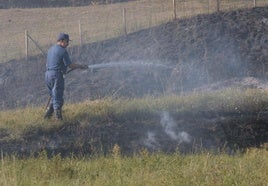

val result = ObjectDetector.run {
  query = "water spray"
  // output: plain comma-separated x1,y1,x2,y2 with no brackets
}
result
86,61,172,71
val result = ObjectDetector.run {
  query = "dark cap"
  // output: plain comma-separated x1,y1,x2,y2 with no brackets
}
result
57,33,71,41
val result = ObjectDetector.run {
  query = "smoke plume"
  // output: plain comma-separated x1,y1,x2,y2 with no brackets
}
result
160,111,191,143
143,111,191,150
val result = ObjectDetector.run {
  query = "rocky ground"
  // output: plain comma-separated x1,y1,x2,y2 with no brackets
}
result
0,7,267,156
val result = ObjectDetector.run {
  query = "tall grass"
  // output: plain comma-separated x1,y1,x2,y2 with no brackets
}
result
1,88,268,139
0,147,267,186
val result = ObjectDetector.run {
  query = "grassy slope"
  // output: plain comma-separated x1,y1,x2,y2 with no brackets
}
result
1,89,268,185
0,1,267,153
1,0,267,62
0,1,268,185
0,88,267,130
0,2,268,184
0,0,172,62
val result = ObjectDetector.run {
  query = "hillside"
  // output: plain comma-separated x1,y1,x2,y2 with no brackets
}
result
0,7,268,156
0,7,267,110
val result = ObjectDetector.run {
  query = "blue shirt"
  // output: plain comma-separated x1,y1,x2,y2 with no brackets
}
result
46,44,72,73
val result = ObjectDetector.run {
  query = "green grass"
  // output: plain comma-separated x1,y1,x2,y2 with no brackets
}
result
1,88,268,185
1,147,267,186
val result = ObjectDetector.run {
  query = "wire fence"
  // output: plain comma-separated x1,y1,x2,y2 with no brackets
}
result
0,0,267,62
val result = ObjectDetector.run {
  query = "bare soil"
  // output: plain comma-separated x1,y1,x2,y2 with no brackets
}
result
0,7,267,156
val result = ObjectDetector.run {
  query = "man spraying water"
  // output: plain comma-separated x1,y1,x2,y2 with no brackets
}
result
44,33,88,120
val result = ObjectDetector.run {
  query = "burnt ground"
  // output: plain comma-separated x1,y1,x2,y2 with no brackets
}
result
0,7,268,156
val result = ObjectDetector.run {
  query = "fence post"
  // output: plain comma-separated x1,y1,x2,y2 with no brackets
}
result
216,0,220,12
253,0,256,7
207,0,210,13
123,8,127,35
25,30,28,60
79,19,82,45
173,0,177,20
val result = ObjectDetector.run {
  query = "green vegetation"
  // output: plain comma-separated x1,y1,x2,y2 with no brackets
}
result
1,147,267,186
1,88,268,185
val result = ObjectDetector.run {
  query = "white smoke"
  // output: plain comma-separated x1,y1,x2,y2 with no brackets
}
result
143,111,191,149
160,111,178,140
160,111,191,143
143,131,159,149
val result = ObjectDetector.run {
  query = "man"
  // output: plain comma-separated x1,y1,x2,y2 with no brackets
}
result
44,32,88,120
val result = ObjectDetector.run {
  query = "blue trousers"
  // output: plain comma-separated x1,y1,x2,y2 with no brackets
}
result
45,71,65,110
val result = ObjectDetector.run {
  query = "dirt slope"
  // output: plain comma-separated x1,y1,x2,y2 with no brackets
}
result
0,7,267,156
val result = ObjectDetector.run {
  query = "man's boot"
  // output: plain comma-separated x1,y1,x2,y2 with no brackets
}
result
44,104,54,119
55,108,63,120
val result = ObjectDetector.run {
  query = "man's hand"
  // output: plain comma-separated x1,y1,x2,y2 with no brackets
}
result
80,64,88,69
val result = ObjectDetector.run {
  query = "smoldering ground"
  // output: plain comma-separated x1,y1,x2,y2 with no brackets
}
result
143,111,192,151
1,107,266,157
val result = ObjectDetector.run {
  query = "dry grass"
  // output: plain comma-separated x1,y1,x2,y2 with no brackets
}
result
0,0,267,62
0,0,171,62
